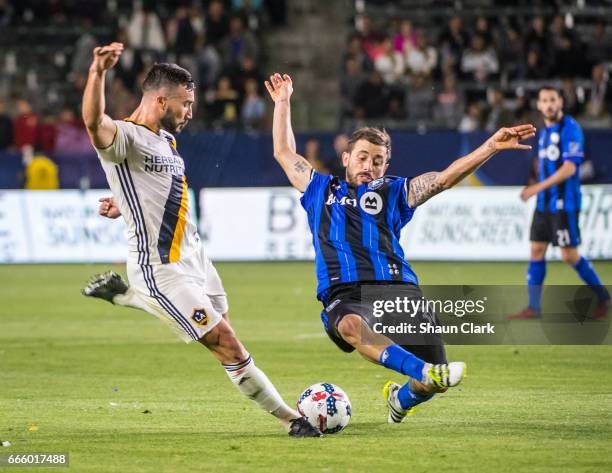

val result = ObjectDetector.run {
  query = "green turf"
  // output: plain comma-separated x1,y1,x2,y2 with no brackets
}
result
1,262,611,472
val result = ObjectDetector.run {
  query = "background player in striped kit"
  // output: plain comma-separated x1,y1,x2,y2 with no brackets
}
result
509,87,610,320
81,42,320,437
265,72,535,424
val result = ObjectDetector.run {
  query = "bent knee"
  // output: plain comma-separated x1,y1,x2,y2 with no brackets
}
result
337,315,363,341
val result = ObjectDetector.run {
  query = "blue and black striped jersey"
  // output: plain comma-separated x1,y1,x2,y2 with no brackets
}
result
300,172,419,299
536,115,583,213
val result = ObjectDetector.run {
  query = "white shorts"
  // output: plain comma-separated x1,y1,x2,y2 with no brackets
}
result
126,245,227,343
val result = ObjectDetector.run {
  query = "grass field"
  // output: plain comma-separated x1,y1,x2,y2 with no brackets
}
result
1,261,611,473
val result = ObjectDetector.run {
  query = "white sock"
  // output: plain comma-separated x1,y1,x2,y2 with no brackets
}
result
113,287,150,312
223,355,299,428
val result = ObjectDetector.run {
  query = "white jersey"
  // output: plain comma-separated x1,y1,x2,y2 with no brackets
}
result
96,120,200,265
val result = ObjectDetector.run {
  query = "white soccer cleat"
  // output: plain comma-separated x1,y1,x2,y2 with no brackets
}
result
383,381,415,424
423,362,466,389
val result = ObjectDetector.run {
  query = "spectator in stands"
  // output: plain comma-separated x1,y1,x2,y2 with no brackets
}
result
405,74,434,122
438,15,470,74
37,111,57,154
54,107,91,155
205,0,230,46
458,102,483,132
166,4,204,75
405,29,437,79
127,1,167,55
587,21,611,67
220,16,258,65
304,138,329,174
461,34,498,83
433,75,463,128
71,18,97,78
232,0,263,31
583,63,611,126
524,48,549,79
484,88,515,132
552,33,586,78
224,55,263,102
0,99,13,150
328,133,349,175
549,14,569,53
343,35,373,74
114,29,145,92
0,0,14,28
474,16,494,45
241,78,266,130
340,56,365,124
106,76,138,120
498,26,524,80
353,70,388,119
208,76,240,127
24,154,58,190
525,15,551,58
13,98,39,162
394,19,417,54
356,14,383,58
561,78,585,117
374,37,404,85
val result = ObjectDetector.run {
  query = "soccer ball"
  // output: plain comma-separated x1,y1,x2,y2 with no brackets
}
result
296,383,352,434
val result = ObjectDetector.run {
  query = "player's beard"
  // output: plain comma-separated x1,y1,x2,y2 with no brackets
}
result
160,112,187,134
346,169,373,186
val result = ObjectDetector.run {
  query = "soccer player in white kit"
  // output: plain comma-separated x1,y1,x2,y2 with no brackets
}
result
81,42,320,437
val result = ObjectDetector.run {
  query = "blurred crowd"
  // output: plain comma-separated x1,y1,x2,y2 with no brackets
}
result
0,0,287,162
340,13,612,130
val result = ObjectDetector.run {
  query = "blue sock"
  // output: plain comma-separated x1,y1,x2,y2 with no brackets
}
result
397,381,434,410
379,345,426,382
527,260,546,311
573,257,610,302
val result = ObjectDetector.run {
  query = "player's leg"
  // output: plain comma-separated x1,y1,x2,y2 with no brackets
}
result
558,211,609,318
192,253,319,436
197,318,305,428
527,241,548,312
383,343,449,423
561,247,610,318
82,270,152,312
336,314,464,390
508,209,550,319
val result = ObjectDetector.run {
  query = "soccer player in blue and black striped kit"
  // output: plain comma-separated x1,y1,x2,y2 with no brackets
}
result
508,86,609,320
266,73,536,423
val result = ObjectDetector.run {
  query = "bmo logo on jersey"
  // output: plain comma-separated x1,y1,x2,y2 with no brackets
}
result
326,194,357,207
360,192,383,215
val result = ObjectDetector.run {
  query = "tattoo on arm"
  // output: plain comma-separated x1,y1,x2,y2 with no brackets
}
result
293,160,310,174
408,172,445,208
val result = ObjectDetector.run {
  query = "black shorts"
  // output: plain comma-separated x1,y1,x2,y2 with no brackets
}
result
320,282,447,365
530,210,581,247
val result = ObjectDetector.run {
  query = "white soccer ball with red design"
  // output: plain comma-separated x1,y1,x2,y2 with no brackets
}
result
296,383,352,434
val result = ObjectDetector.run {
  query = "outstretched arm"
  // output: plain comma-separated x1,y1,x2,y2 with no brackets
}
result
82,42,124,149
408,124,536,208
265,73,311,192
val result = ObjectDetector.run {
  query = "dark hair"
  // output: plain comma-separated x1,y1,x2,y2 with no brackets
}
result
538,85,561,97
348,127,391,160
141,63,195,92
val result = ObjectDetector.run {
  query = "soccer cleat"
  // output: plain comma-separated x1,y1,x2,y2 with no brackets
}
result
81,271,128,304
383,381,415,424
507,307,540,320
423,362,466,389
288,417,323,438
594,299,610,320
